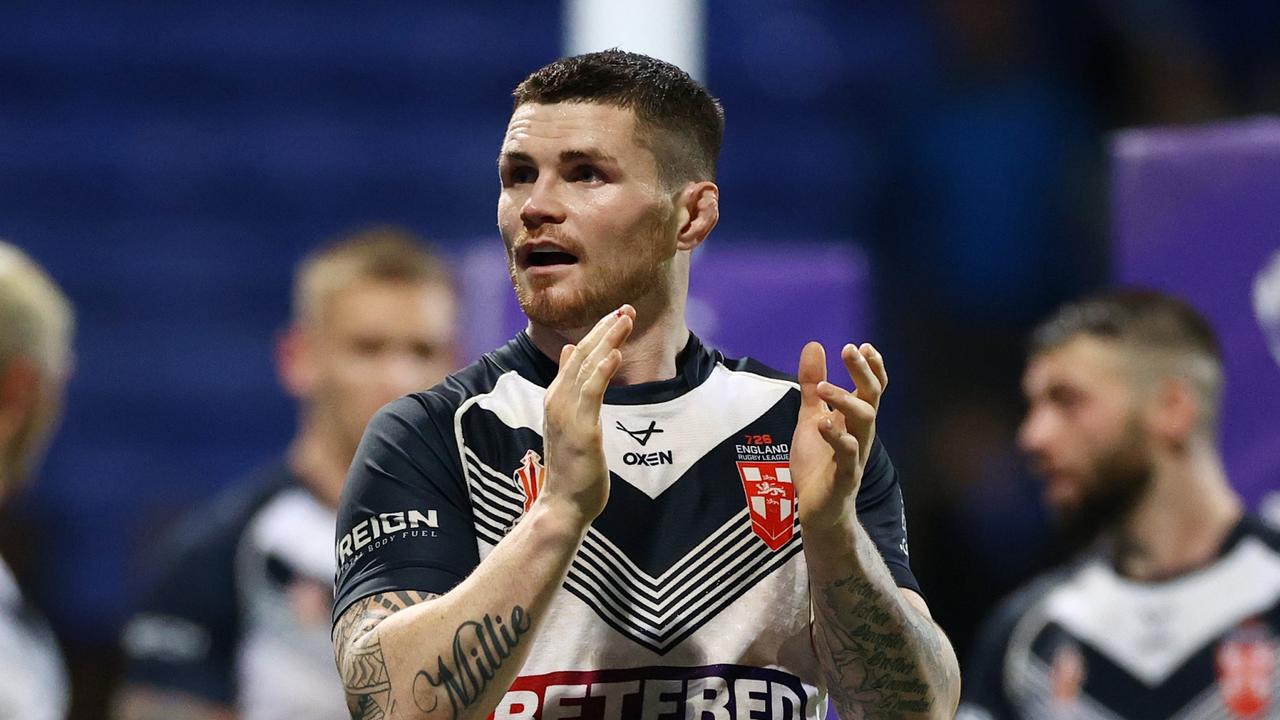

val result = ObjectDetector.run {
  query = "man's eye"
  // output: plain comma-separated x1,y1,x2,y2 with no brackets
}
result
508,167,536,184
353,339,386,356
568,165,603,182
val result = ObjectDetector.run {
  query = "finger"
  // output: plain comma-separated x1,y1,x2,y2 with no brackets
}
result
861,343,888,392
817,381,876,435
797,342,827,417
841,343,882,408
818,416,862,481
561,306,628,380
546,344,576,395
578,348,623,422
576,312,633,388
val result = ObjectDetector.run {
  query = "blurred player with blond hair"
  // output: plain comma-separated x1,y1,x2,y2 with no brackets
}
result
0,240,75,719
116,226,459,720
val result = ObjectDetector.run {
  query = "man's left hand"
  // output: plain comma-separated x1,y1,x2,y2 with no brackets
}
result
790,341,888,532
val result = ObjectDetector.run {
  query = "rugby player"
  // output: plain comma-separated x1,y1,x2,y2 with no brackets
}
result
0,241,75,719
959,289,1280,718
116,227,459,720
331,50,960,720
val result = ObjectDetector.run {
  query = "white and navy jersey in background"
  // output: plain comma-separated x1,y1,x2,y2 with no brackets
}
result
0,555,69,720
122,463,348,720
333,331,919,720
958,515,1280,720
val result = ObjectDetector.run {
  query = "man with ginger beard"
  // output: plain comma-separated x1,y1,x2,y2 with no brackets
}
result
331,50,959,720
959,289,1280,720
116,227,458,720
0,241,74,719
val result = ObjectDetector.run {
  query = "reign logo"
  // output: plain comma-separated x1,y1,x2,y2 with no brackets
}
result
336,509,438,564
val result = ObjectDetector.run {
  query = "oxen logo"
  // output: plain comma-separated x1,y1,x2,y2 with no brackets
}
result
1217,620,1275,718
736,461,795,551
513,450,546,513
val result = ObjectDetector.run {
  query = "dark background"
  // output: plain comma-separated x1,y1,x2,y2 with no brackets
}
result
2,1,1278,716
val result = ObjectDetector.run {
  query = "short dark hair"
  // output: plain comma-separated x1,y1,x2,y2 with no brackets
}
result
512,49,725,187
1031,288,1224,429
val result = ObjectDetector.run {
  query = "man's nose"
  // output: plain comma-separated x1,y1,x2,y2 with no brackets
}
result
520,177,567,230
1017,407,1051,455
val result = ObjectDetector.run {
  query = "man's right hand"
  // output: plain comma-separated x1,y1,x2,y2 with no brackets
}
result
537,305,635,529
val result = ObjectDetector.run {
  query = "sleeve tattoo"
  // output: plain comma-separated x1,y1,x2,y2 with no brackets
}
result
334,591,439,720
811,549,960,718
333,592,534,720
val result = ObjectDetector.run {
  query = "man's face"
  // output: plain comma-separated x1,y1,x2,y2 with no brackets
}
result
497,102,678,330
303,279,457,454
2,364,68,500
1018,335,1155,546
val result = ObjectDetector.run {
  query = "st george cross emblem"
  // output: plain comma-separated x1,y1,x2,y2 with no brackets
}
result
736,461,795,551
513,449,546,513
1217,620,1275,718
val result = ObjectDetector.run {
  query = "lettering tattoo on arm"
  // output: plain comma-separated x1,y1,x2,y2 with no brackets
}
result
334,591,438,720
334,593,534,720
411,605,532,719
811,543,960,718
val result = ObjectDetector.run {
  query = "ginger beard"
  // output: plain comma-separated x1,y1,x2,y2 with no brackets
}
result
505,201,676,331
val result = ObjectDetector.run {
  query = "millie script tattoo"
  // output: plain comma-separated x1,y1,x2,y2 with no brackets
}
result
412,605,532,719
334,591,438,720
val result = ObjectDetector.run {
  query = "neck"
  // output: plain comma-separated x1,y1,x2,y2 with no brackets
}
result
526,292,690,386
286,415,353,510
1114,439,1242,581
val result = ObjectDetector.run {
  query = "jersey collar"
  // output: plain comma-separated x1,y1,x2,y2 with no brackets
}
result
501,330,720,405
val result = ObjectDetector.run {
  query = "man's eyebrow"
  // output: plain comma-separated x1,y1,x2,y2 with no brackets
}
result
497,149,619,167
497,150,533,168
560,148,618,164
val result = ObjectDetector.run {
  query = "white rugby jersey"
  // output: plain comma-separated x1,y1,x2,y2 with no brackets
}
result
334,332,919,720
123,464,347,720
959,515,1280,720
0,555,68,720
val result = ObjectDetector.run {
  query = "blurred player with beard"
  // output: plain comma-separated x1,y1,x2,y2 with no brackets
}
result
116,227,458,720
331,50,958,720
959,289,1280,720
0,241,74,720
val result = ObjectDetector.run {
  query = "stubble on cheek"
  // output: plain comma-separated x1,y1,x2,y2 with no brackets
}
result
506,203,676,331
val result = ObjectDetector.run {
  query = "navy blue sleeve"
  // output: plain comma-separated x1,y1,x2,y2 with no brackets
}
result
957,593,1030,720
332,392,479,625
855,438,921,595
120,514,242,703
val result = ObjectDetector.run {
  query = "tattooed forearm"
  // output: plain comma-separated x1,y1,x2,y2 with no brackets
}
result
334,591,438,720
411,606,532,719
809,528,960,719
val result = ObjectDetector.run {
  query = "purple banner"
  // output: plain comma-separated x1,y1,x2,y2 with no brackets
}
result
459,242,872,387
1111,117,1280,509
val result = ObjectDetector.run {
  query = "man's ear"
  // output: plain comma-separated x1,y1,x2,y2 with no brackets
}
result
1147,376,1200,446
276,326,316,400
674,181,719,252
0,358,39,447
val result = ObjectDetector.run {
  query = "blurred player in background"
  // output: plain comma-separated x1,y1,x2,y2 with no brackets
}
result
959,289,1280,719
0,241,75,719
1254,249,1280,527
115,227,459,720
331,50,959,720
